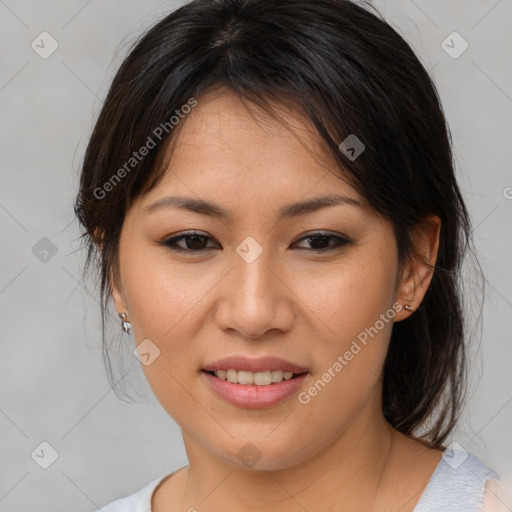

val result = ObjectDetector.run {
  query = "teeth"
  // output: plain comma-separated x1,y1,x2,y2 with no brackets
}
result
238,370,253,385
212,369,298,385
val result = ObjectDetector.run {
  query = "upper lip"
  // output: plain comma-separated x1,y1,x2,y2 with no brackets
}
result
202,356,309,373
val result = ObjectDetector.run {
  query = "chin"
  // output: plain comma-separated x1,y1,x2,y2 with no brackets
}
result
210,435,314,473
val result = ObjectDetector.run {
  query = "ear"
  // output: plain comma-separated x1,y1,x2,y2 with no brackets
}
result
94,227,128,316
394,215,441,322
110,265,128,315
93,228,128,313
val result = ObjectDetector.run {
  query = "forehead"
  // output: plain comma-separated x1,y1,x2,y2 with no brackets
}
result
172,89,324,164
158,89,361,195
132,88,373,224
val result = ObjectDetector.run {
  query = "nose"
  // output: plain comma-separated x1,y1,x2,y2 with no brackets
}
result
213,245,295,340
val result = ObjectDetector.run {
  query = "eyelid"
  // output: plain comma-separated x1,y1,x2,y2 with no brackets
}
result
160,230,219,252
292,231,352,249
294,229,349,241
160,229,353,254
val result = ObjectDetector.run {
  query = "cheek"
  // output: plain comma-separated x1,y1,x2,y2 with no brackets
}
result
121,244,213,341
290,246,397,396
296,248,398,343
289,260,397,442
117,244,208,394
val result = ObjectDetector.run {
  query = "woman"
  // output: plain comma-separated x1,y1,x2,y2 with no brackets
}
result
75,0,508,510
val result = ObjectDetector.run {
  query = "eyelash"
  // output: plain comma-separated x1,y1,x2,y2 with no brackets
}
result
159,230,352,254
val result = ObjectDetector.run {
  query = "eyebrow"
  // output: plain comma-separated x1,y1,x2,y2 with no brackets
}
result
143,194,363,221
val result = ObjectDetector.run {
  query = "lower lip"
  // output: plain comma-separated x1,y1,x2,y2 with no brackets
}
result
202,371,309,409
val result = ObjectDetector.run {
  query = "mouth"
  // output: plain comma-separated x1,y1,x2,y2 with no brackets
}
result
201,368,310,409
201,356,310,408
202,369,309,385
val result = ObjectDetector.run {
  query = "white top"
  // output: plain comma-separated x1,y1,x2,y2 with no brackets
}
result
93,447,501,512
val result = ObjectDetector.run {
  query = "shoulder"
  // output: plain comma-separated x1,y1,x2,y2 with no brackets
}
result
91,475,167,512
413,447,501,512
481,473,512,512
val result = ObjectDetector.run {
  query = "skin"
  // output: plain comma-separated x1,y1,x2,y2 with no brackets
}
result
482,478,512,512
111,87,443,512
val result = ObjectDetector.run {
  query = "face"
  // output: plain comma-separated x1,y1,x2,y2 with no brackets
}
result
111,88,424,471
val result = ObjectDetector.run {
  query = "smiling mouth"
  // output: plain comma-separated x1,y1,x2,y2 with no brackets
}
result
203,369,308,385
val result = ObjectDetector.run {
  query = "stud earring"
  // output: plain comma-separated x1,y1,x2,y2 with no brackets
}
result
404,304,413,312
118,312,132,334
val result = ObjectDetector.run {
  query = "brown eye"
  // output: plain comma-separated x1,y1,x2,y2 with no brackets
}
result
160,232,219,253
293,232,352,252
160,230,352,255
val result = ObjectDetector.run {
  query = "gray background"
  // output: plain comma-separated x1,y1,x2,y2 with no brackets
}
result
0,1,511,511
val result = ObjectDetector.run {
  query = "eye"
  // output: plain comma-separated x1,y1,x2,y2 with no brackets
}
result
160,230,352,254
160,231,220,253
292,231,352,252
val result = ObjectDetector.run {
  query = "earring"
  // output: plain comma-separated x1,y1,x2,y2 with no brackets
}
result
118,312,132,334
404,304,413,312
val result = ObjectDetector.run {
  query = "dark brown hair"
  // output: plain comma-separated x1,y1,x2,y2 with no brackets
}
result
74,0,482,448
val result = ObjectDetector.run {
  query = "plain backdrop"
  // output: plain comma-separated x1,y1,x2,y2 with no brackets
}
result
0,1,511,511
